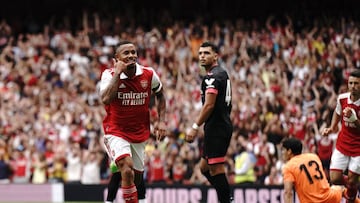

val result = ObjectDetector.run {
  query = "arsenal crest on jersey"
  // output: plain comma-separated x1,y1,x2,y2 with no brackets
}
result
140,80,148,89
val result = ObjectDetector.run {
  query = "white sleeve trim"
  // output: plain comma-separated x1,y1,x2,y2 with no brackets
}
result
99,69,113,94
151,68,163,93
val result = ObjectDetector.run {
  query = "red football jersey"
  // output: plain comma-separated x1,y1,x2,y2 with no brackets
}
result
335,92,360,156
99,64,162,143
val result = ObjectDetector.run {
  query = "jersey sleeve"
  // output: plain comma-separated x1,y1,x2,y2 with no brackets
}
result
204,75,219,94
150,68,162,93
282,164,295,183
99,69,113,94
335,95,342,115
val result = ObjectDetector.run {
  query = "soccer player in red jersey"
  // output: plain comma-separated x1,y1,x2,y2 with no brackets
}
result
322,69,360,203
99,41,167,203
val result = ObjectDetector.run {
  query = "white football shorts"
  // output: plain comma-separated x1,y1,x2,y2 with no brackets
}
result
330,148,360,174
104,134,146,172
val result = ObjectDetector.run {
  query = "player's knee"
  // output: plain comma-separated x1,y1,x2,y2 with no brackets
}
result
200,164,211,176
208,164,226,175
330,174,344,185
122,166,134,179
117,159,134,179
347,176,359,187
116,157,134,169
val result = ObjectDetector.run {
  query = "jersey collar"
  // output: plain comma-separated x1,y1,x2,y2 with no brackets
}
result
119,63,143,79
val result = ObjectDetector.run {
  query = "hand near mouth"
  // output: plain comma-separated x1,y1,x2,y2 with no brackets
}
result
113,58,135,74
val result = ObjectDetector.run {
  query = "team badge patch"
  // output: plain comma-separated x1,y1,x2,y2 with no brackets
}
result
140,80,148,89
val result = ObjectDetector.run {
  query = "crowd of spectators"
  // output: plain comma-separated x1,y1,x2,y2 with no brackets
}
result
0,9,360,187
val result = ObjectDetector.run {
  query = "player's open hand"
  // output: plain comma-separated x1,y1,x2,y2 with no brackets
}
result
154,121,167,141
321,127,332,136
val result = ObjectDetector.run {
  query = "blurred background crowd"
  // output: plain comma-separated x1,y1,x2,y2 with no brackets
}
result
1,0,360,187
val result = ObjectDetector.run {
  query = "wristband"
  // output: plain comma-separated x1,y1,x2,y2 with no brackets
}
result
192,123,199,130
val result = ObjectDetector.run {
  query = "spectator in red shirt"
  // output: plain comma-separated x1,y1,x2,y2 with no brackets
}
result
148,148,165,184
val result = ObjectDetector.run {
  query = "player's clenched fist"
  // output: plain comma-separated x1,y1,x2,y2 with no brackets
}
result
343,107,358,122
321,127,333,136
185,123,199,143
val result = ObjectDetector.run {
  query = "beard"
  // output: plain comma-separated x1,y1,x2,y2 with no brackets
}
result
127,62,136,70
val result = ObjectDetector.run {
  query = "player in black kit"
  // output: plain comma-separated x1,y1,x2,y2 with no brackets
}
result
185,41,233,203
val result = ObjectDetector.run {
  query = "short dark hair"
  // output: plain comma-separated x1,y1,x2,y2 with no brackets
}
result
282,137,302,155
200,41,219,53
117,40,133,47
115,40,134,56
350,69,360,78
